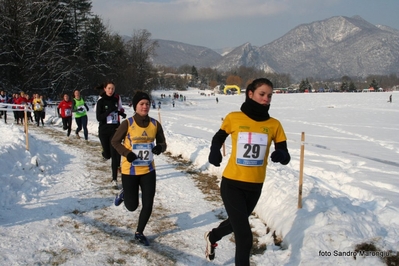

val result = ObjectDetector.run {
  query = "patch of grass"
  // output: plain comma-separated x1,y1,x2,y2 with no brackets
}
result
251,243,267,255
40,247,80,265
165,152,221,203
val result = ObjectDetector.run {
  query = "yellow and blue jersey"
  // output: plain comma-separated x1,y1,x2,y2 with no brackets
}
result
221,111,287,183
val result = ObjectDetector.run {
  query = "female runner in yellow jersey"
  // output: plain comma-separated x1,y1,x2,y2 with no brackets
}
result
111,91,167,246
205,78,291,265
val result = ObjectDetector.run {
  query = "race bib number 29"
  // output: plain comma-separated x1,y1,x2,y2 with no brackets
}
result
236,132,268,166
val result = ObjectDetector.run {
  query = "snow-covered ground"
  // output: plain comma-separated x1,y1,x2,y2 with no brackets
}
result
0,89,398,265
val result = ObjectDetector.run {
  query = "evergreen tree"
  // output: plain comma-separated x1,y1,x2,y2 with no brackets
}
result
340,81,349,91
349,81,356,92
369,79,379,90
299,78,311,92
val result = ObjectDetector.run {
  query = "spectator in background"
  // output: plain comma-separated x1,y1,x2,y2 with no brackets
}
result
0,90,10,123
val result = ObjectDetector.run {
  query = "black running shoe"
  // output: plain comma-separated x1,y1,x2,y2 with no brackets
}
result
114,189,124,206
204,231,218,261
135,232,150,246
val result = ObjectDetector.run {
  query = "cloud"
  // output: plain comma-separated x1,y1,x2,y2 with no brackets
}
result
90,0,399,48
92,0,290,24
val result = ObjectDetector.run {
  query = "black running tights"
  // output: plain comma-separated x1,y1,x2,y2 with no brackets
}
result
122,171,156,234
210,177,263,266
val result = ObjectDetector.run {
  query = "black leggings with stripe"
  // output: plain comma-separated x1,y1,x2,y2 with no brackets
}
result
122,171,156,234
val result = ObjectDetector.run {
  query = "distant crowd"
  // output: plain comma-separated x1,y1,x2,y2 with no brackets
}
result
0,90,48,126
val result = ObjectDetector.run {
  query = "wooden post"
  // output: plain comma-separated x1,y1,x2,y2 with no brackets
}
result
24,107,29,151
298,132,305,208
158,110,162,123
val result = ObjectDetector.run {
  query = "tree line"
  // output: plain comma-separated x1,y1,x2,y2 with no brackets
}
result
299,74,399,93
0,0,158,99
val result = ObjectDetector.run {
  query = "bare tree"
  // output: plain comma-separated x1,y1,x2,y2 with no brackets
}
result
123,29,158,95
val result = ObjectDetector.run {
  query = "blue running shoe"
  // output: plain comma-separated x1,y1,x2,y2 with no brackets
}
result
114,189,124,206
135,232,150,246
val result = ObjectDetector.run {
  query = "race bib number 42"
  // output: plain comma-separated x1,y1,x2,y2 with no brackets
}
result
132,143,154,166
236,132,268,166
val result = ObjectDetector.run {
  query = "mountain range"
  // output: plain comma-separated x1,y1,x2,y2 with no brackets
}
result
150,16,399,81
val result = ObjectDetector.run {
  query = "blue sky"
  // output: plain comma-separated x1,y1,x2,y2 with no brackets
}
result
91,0,399,49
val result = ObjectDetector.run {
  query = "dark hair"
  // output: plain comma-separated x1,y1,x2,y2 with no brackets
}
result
95,81,115,96
245,78,273,99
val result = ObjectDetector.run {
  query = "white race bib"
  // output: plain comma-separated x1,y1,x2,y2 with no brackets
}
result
106,111,118,124
236,132,268,166
65,108,72,116
132,143,154,166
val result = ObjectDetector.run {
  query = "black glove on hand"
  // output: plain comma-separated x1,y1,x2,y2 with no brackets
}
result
126,152,137,162
152,145,162,155
208,147,222,167
120,112,127,119
271,150,286,163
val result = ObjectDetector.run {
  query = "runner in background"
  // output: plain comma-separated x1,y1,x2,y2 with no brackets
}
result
95,81,124,188
72,89,89,140
39,95,47,126
25,94,34,123
57,93,73,137
15,92,28,125
32,93,44,127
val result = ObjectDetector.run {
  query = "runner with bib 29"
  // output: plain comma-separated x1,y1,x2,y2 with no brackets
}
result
204,78,291,266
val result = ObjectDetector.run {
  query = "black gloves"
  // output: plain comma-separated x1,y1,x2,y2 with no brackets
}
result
208,146,222,167
270,150,287,163
152,145,162,155
120,112,127,119
126,152,137,162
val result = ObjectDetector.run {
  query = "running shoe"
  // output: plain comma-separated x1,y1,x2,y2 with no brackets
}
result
204,231,218,261
135,232,150,246
114,189,124,206
111,179,118,188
